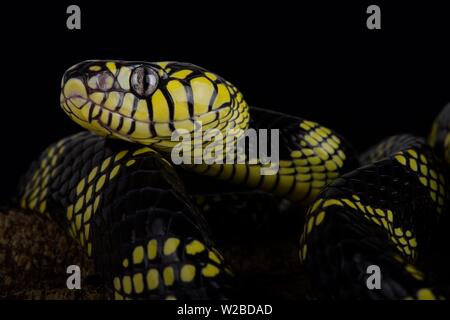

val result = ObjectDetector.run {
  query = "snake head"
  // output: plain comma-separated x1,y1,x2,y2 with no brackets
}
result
60,60,248,148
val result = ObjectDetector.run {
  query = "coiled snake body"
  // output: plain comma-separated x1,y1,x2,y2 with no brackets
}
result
17,60,450,299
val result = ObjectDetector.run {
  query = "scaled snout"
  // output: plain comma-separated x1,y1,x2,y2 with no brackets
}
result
62,78,88,108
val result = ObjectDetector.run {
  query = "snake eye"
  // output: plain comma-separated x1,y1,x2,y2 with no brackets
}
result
87,71,114,91
130,66,159,97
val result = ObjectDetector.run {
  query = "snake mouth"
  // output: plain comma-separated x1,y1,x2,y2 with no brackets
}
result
60,87,203,145
61,85,238,147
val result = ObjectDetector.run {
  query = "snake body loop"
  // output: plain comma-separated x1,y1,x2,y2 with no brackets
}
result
60,61,357,204
299,135,449,299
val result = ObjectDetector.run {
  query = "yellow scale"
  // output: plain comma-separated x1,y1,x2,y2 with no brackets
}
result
394,149,448,214
20,137,70,216
112,237,231,300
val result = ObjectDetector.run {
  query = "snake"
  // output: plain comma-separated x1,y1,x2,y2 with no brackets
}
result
16,60,449,300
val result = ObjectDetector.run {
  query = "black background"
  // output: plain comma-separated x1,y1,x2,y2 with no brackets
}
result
1,1,449,203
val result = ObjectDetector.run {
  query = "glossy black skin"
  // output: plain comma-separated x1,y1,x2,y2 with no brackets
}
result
18,132,234,299
303,136,449,299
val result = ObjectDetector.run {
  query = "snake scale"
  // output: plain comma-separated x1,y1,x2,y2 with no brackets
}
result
16,60,450,300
